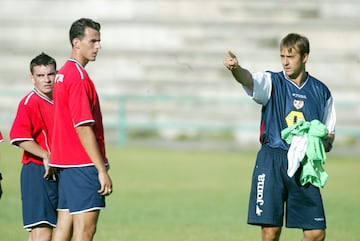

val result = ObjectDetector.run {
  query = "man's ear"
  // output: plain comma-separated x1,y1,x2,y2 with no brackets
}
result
302,53,309,64
30,74,35,84
73,38,80,49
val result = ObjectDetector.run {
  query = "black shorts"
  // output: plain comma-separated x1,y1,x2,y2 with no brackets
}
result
247,145,326,229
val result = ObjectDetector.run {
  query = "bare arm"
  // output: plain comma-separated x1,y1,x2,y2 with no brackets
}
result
17,140,54,179
76,124,112,195
0,173,2,199
17,140,49,160
323,133,335,152
224,51,254,91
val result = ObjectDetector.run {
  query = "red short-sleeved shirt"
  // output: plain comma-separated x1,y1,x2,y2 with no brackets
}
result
9,89,53,165
50,59,107,167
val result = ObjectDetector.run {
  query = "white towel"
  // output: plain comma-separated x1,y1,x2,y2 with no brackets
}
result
287,135,307,177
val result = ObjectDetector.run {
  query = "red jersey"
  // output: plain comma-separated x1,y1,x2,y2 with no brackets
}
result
10,89,53,165
51,59,107,167
0,131,3,142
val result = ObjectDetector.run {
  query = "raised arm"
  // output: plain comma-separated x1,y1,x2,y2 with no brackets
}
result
224,51,254,91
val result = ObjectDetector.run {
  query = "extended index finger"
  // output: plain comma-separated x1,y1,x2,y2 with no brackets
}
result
228,51,236,58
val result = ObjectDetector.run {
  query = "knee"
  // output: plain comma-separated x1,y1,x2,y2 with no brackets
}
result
84,221,97,237
262,226,282,241
30,227,53,241
72,223,97,241
303,229,326,241
87,223,97,236
78,222,97,237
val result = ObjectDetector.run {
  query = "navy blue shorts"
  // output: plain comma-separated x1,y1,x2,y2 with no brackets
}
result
247,145,326,229
57,166,105,214
21,162,58,230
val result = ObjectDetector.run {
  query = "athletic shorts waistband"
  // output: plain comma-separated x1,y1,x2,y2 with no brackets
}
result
260,144,288,154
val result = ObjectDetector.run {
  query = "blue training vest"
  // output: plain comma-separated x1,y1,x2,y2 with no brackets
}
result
259,71,332,150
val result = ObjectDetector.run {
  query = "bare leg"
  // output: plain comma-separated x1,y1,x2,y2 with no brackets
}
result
29,224,53,241
52,210,73,241
302,229,326,241
72,210,100,241
262,226,282,241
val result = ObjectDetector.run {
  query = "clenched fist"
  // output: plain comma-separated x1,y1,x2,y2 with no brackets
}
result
224,51,239,70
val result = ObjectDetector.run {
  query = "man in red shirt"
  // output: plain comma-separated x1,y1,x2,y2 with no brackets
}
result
10,52,58,241
50,18,112,241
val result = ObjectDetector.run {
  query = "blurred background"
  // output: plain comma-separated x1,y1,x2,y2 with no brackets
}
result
0,0,359,153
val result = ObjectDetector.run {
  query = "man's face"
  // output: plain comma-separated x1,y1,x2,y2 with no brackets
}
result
31,64,56,98
78,27,101,63
280,47,308,79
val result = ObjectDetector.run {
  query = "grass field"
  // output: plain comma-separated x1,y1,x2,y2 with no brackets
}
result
0,143,359,241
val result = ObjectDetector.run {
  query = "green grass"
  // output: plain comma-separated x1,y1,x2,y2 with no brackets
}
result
0,144,359,241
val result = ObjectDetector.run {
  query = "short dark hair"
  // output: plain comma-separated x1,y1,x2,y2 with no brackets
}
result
30,52,57,74
69,18,101,46
280,33,310,57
